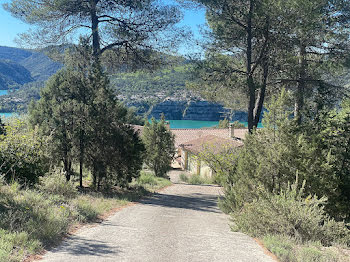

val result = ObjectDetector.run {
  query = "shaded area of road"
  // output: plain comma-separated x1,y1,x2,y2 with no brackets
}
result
41,170,276,262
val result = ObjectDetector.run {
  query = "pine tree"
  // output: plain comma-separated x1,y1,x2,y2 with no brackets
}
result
30,43,144,188
142,117,175,177
4,0,183,63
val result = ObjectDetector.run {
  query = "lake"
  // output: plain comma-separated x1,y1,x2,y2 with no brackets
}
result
0,112,16,118
0,90,16,118
0,90,8,96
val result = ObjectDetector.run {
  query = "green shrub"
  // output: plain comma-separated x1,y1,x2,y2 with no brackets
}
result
262,234,296,262
231,120,245,128
179,173,189,183
198,144,240,188
136,171,172,190
0,229,41,262
72,198,99,223
232,180,350,246
179,173,214,185
220,91,342,216
0,185,70,247
217,118,229,128
142,117,175,177
189,174,205,184
137,171,158,186
297,246,332,262
262,234,347,262
37,169,77,198
0,119,50,185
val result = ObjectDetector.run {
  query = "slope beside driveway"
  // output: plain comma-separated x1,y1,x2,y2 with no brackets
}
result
40,171,276,262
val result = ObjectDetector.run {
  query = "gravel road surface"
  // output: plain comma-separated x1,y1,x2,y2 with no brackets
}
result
40,171,276,262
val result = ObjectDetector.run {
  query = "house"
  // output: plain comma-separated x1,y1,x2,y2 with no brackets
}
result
133,122,248,147
132,123,248,177
179,134,244,178
171,126,247,148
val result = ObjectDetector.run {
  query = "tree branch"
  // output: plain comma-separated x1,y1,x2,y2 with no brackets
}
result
100,40,129,54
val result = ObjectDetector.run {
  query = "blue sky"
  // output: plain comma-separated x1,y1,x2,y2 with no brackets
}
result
0,1,30,47
0,1,206,51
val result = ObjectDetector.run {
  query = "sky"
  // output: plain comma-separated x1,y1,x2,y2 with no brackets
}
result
0,1,207,52
0,1,31,47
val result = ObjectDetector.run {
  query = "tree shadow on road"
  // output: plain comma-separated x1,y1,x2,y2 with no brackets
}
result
49,235,120,257
138,191,221,213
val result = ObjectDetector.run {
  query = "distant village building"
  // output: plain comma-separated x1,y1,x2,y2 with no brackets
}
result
132,124,248,178
178,134,244,178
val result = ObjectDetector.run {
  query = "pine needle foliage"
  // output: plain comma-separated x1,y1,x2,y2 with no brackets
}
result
142,117,175,177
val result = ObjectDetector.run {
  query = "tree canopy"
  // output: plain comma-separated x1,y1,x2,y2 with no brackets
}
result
187,0,350,131
29,42,144,188
142,117,175,177
4,0,184,63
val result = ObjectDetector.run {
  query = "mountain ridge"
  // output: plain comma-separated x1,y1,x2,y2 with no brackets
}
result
0,46,62,89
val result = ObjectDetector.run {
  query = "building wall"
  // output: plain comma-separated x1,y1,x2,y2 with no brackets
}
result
187,152,198,175
182,150,213,178
180,148,187,169
200,161,213,178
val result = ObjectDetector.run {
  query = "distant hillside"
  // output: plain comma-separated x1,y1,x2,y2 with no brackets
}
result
0,60,33,89
111,65,193,102
20,52,61,81
0,47,233,121
0,46,33,63
0,46,61,89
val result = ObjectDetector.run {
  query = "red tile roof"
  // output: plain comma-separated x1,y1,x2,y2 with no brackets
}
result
131,124,248,149
171,128,247,148
180,135,243,155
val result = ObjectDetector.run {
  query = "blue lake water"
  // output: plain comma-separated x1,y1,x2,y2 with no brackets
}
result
0,90,8,96
0,90,15,118
0,112,16,118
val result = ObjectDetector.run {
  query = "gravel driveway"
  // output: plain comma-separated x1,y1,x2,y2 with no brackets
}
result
40,171,276,262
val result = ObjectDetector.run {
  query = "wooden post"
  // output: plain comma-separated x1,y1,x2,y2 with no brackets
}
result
197,159,201,176
184,151,188,170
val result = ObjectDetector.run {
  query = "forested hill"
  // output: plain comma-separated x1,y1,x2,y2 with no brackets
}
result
0,60,33,89
0,46,61,89
0,47,198,114
0,46,228,121
111,64,194,104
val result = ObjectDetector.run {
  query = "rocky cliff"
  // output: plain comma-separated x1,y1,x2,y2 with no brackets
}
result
137,99,248,121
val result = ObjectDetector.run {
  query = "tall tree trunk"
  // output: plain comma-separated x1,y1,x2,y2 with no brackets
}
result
295,43,307,125
64,159,72,182
248,77,255,133
62,129,71,182
79,130,84,188
253,80,267,127
79,150,84,188
92,164,97,188
253,18,270,128
90,0,101,59
246,0,255,133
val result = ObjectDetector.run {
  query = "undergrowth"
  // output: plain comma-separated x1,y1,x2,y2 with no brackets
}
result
262,234,350,262
179,173,215,185
134,170,172,190
230,180,350,261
